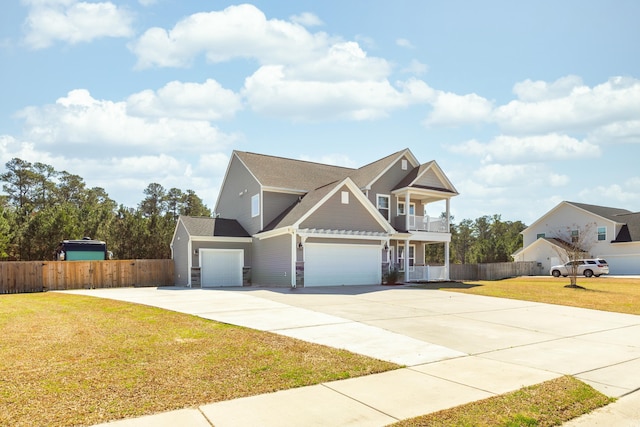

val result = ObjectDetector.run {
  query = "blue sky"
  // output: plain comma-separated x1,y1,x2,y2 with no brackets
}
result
1,0,639,224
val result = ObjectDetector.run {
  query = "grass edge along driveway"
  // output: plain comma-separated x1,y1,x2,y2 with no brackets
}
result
0,292,398,427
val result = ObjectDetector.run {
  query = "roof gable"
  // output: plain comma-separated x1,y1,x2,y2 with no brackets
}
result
261,177,394,234
393,160,458,194
348,148,418,189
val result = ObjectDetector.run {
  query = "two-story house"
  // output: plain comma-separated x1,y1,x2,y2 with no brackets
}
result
171,148,458,287
513,201,640,274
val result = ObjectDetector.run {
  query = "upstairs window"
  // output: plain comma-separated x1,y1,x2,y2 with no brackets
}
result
597,227,606,241
251,194,260,217
398,201,406,215
377,195,390,221
536,233,545,239
571,229,579,243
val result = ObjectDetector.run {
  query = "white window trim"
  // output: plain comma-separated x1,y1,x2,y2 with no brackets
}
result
377,194,390,221
341,191,349,204
251,193,260,218
597,226,606,241
398,244,415,272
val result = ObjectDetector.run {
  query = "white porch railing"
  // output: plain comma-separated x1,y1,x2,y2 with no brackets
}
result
407,265,447,282
394,216,448,232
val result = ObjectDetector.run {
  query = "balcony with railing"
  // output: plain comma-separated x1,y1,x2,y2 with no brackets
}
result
393,215,448,233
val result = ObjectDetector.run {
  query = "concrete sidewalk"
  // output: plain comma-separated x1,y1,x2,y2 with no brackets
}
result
60,285,640,426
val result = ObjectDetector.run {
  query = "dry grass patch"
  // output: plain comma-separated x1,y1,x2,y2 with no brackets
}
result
390,376,613,427
0,292,398,427
448,276,640,315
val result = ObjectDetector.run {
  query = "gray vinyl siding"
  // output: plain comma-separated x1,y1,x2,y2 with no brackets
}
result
264,191,300,229
192,241,252,268
215,155,262,235
415,168,442,188
252,234,293,286
172,221,191,286
299,185,386,232
368,155,413,223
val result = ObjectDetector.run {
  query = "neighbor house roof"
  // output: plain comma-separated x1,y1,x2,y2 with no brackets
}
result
610,212,640,242
180,216,250,238
566,201,632,221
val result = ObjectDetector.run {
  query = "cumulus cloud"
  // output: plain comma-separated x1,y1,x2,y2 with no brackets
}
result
15,89,237,155
449,134,600,163
290,12,323,27
22,0,134,49
425,92,494,127
129,4,329,68
126,79,243,121
396,38,414,48
494,76,640,135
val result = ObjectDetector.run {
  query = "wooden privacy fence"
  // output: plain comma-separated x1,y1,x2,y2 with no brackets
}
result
0,260,174,294
450,261,543,281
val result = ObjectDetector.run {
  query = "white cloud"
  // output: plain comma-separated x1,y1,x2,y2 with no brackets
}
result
290,12,323,27
396,38,414,49
588,120,640,145
425,92,493,126
401,59,428,75
15,89,237,155
126,79,243,121
449,134,600,163
242,65,419,121
494,76,640,135
129,4,330,69
22,0,134,49
578,183,640,204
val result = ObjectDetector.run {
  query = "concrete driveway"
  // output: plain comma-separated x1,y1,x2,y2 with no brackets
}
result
63,284,640,426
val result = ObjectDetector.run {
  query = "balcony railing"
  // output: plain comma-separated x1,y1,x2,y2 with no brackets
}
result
394,215,448,233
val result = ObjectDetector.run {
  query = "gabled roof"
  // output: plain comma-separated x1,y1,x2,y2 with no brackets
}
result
393,160,458,194
234,151,352,192
348,148,418,189
610,212,640,242
261,177,395,234
179,216,250,238
566,201,632,221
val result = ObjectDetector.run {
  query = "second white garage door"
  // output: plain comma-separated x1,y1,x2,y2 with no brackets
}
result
200,249,243,287
304,243,381,287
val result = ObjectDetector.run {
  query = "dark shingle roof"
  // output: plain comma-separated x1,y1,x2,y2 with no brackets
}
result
235,151,352,191
567,202,632,221
180,216,250,238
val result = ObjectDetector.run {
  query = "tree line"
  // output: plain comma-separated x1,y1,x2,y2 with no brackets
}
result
1,158,526,263
0,158,210,261
426,214,526,265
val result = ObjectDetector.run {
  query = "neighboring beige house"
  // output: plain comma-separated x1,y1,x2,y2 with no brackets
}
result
513,201,640,274
171,148,459,287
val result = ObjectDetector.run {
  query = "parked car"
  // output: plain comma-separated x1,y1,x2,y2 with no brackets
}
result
550,259,609,278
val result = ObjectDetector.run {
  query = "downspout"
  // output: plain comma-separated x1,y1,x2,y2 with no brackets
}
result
445,198,451,281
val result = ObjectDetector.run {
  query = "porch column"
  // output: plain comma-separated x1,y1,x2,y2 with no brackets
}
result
444,241,450,281
404,239,410,282
405,192,411,231
445,198,450,231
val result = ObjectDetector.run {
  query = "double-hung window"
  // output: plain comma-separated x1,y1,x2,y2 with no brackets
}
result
377,195,390,221
597,227,606,241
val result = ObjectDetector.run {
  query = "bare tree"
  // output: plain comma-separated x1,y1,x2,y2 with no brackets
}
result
551,222,596,288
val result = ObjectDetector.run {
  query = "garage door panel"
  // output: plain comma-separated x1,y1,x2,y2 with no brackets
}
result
305,243,381,287
201,249,243,287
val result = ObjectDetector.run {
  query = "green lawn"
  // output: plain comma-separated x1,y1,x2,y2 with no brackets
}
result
0,292,398,427
451,276,640,315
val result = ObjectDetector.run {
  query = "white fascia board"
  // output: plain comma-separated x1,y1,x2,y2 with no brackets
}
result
262,186,307,195
298,229,387,241
254,227,294,240
191,236,253,243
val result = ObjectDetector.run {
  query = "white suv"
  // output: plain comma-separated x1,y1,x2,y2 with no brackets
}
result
550,259,609,278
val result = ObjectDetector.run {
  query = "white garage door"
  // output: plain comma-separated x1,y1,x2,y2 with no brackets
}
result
200,249,243,287
305,243,381,287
